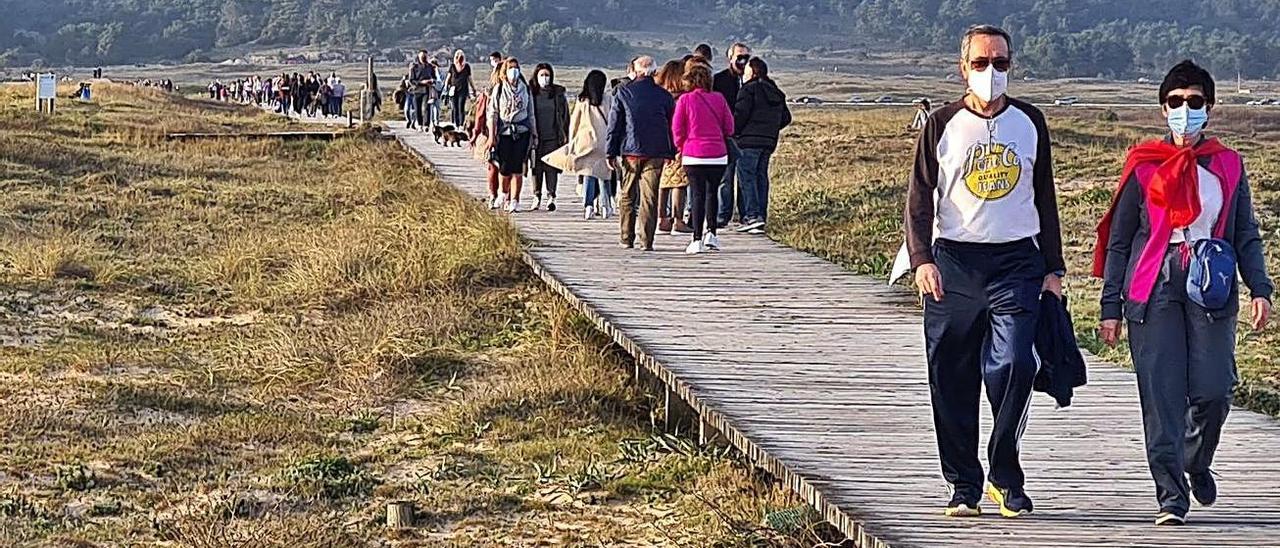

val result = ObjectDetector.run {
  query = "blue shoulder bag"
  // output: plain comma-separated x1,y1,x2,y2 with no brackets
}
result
1186,235,1236,310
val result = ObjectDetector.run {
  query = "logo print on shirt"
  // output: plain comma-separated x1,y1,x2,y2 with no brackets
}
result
962,142,1022,200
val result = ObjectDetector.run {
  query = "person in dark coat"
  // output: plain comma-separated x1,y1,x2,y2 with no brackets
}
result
605,55,677,251
732,57,791,234
528,63,570,212
712,42,751,228
408,50,436,130
1095,60,1273,526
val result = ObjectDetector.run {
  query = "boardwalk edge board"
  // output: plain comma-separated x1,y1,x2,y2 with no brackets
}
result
391,136,893,547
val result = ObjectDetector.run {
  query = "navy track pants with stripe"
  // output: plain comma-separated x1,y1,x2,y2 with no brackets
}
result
925,238,1045,498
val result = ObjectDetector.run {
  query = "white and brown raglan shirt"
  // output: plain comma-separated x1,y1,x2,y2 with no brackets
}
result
904,97,1066,273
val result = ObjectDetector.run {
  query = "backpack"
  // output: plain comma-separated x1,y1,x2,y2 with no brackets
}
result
1187,237,1237,310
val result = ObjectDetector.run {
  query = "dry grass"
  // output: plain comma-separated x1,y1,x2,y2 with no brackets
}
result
0,84,826,546
770,104,1280,416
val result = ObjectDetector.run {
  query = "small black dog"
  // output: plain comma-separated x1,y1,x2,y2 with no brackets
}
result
431,124,456,144
442,130,469,147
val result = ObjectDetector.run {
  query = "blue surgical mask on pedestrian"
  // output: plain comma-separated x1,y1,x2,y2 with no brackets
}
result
1167,104,1208,137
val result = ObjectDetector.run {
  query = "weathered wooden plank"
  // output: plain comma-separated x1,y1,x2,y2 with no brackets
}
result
391,123,1280,548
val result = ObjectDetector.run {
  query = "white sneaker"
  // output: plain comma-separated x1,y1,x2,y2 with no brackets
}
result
547,198,557,212
685,240,705,254
601,204,612,220
704,233,721,251
506,200,521,213
529,196,542,211
584,207,596,220
489,196,501,210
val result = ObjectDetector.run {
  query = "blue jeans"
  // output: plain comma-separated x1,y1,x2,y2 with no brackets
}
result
736,147,773,224
406,92,424,127
716,139,741,225
583,176,613,209
429,95,442,127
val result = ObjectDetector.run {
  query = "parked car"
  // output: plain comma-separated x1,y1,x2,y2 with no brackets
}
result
1053,96,1079,106
794,96,824,105
874,95,894,103
848,95,865,103
1266,98,1280,105
1246,99,1265,106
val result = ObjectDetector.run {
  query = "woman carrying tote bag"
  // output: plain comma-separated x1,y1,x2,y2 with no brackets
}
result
542,70,613,220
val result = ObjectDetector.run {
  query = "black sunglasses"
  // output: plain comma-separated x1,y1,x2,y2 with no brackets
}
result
1165,95,1207,110
968,57,1011,72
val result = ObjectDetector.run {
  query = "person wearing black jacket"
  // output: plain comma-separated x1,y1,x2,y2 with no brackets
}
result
733,57,791,234
529,63,570,211
712,42,751,228
408,50,435,131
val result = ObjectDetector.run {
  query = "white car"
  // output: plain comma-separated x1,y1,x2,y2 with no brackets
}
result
1053,96,1079,106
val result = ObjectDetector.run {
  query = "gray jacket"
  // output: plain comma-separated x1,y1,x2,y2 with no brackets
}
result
1101,153,1273,322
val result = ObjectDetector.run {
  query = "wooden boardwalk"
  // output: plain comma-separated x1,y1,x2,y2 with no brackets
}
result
389,123,1280,547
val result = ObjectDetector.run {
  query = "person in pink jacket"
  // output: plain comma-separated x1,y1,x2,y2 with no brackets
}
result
671,63,735,254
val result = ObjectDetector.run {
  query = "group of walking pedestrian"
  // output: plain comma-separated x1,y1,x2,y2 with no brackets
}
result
394,49,476,131
450,42,790,256
906,24,1272,527
209,72,347,119
131,78,175,93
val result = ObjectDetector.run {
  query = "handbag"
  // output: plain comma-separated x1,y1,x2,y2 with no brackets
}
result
1186,236,1237,310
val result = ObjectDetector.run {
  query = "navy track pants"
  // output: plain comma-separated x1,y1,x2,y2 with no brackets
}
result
925,238,1045,498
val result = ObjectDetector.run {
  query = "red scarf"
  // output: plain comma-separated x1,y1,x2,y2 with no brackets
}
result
1092,138,1228,277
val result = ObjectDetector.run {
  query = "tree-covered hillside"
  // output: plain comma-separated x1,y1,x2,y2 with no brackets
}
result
4,0,1280,78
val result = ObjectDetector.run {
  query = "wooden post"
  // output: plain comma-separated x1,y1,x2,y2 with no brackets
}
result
386,501,413,529
664,386,697,435
362,57,375,125
698,417,728,448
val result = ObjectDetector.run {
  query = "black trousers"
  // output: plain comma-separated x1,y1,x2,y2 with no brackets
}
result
684,164,724,241
925,238,1045,498
531,154,560,199
1129,248,1236,514
450,93,467,128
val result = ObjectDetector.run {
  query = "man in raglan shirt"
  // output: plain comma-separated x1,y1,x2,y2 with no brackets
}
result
904,25,1065,519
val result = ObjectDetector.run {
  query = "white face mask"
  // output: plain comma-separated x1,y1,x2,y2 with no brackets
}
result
537,75,551,87
967,65,1008,103
506,68,520,83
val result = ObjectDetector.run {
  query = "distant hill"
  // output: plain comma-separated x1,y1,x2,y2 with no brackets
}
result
3,1,1280,78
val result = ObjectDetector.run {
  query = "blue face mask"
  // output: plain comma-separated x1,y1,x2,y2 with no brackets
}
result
1167,105,1208,137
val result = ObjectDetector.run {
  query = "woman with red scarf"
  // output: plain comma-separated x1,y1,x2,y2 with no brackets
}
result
1095,60,1273,526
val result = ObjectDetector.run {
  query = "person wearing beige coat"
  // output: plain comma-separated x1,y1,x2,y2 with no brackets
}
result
542,70,614,220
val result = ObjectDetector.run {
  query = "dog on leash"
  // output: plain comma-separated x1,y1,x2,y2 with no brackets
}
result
431,124,456,144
